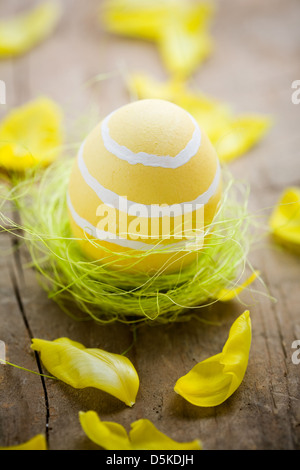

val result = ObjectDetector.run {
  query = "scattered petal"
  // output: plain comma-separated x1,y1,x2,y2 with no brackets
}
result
0,434,47,450
269,187,300,249
174,311,251,407
214,115,272,163
31,337,139,407
216,271,260,301
128,73,271,162
0,1,61,58
102,0,214,77
128,72,177,101
158,3,213,78
0,97,63,171
79,411,202,450
102,0,170,41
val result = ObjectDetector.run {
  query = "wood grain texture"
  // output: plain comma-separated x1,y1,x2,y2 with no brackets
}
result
0,0,300,450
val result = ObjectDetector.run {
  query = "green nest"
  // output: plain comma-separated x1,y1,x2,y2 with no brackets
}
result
1,158,255,324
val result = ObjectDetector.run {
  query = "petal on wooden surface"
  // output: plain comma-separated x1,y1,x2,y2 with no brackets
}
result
216,271,260,301
128,73,271,161
102,0,214,76
0,97,63,171
0,434,47,450
79,411,202,450
174,311,252,407
31,337,139,407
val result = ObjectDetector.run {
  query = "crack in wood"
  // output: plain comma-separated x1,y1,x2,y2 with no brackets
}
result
9,236,51,446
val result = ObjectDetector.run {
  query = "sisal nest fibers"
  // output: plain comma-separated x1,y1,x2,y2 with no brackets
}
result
0,157,256,325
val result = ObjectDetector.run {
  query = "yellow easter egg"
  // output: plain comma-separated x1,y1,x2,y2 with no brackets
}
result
67,99,222,273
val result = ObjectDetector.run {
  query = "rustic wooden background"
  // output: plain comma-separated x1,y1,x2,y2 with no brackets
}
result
0,0,300,450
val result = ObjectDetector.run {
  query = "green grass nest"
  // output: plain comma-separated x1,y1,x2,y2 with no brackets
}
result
1,158,256,325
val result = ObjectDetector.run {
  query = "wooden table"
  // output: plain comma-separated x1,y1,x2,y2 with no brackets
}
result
0,0,300,450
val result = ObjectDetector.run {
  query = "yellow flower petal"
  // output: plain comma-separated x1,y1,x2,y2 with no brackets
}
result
216,271,260,301
102,0,172,41
102,0,214,77
0,97,63,171
158,4,213,78
127,73,271,162
0,1,61,58
269,187,300,248
214,115,272,163
79,411,202,450
0,434,47,450
174,311,251,407
129,419,202,450
128,73,176,101
31,337,139,407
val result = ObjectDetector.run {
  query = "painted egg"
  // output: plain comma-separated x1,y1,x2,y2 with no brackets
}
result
67,99,222,273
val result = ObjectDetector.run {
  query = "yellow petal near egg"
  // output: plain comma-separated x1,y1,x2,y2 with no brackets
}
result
0,1,61,58
0,97,63,171
158,9,213,79
102,0,171,41
67,99,222,273
215,115,273,163
269,187,300,250
128,74,272,164
101,0,214,78
216,271,260,302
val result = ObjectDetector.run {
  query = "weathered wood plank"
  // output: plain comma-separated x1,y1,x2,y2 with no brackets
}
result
0,235,48,447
